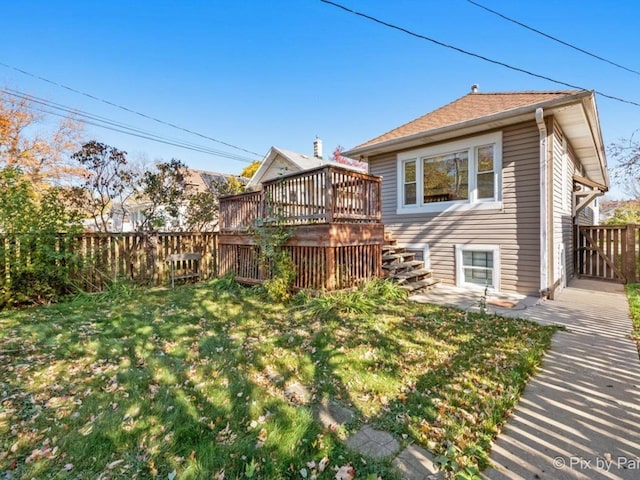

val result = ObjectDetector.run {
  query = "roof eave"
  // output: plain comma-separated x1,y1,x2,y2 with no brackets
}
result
343,91,593,159
581,95,609,189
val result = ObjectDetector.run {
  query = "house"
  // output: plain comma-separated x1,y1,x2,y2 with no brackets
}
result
248,138,366,188
342,88,608,298
112,168,246,232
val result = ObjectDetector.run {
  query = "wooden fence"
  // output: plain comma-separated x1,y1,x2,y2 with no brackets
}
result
1,232,218,292
575,224,638,283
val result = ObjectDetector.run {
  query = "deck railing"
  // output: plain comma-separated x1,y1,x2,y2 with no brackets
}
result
219,165,381,232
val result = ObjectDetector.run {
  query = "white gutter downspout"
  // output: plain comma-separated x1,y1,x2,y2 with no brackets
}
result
535,108,549,297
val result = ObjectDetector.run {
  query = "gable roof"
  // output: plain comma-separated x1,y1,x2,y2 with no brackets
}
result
184,168,246,193
343,89,608,187
248,147,327,187
248,146,365,187
355,91,582,150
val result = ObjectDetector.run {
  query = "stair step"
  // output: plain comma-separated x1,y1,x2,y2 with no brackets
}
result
382,252,415,262
400,278,440,292
392,268,432,282
382,260,424,272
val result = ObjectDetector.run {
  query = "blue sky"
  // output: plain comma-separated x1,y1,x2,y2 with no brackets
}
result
1,1,638,197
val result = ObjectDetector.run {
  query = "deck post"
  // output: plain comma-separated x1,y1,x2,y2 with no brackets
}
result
325,167,334,223
625,224,637,283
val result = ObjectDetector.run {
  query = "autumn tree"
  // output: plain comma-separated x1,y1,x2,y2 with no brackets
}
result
240,160,261,180
0,90,84,188
70,141,138,232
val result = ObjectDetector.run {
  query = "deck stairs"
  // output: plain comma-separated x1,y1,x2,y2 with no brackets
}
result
382,237,439,293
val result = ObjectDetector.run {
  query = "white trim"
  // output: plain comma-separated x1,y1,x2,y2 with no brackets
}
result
405,243,430,270
536,108,549,295
560,138,570,214
396,131,502,214
455,244,501,292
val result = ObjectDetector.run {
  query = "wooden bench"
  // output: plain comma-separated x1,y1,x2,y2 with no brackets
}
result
166,253,202,288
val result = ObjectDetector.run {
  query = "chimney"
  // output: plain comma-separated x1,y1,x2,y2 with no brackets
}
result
313,136,323,159
471,84,479,94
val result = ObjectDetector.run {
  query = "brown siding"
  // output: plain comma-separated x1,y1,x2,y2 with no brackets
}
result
550,119,576,283
369,121,541,296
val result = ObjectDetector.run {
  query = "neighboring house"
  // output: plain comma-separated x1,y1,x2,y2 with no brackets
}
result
343,88,608,298
248,138,365,188
111,168,246,232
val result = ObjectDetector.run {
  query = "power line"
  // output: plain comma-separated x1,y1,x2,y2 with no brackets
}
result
1,89,258,163
0,61,264,157
3,88,257,163
465,0,640,77
319,0,640,108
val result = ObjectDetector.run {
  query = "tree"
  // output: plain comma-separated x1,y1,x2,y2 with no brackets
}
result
0,90,84,188
609,132,640,198
331,145,367,171
137,158,188,231
0,166,83,306
240,160,261,180
183,176,244,231
603,200,640,225
70,141,138,232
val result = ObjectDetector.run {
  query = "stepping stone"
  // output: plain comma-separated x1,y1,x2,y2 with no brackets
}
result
316,399,354,429
345,425,400,459
392,444,443,480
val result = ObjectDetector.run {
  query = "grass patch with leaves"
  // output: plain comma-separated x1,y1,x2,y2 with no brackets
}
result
0,279,556,479
625,283,640,347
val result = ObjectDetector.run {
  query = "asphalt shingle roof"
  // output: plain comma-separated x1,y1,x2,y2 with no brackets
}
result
355,90,584,149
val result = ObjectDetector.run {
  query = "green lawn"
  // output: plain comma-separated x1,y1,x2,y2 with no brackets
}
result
0,279,556,479
625,284,640,347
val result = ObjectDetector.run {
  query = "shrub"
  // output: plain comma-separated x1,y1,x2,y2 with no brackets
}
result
0,167,83,307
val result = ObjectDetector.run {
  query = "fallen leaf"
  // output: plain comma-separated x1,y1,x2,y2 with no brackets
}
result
64,463,74,471
168,470,177,480
107,459,124,469
335,464,355,480
318,457,329,472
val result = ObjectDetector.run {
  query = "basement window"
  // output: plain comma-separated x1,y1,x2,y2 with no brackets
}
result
456,244,500,291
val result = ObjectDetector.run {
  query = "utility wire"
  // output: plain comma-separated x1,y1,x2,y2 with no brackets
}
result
465,0,640,77
0,61,264,157
2,89,258,163
319,0,640,108
3,88,257,162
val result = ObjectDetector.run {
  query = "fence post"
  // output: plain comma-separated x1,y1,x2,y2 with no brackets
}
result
626,224,637,283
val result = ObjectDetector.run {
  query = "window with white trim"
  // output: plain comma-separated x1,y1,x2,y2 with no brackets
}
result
397,132,502,213
403,159,417,206
456,244,500,291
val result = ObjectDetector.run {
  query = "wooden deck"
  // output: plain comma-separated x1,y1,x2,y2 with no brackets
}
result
218,165,384,290
219,165,381,232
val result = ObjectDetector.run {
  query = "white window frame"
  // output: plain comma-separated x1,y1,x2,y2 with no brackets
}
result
455,244,500,292
402,159,418,206
397,132,503,214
